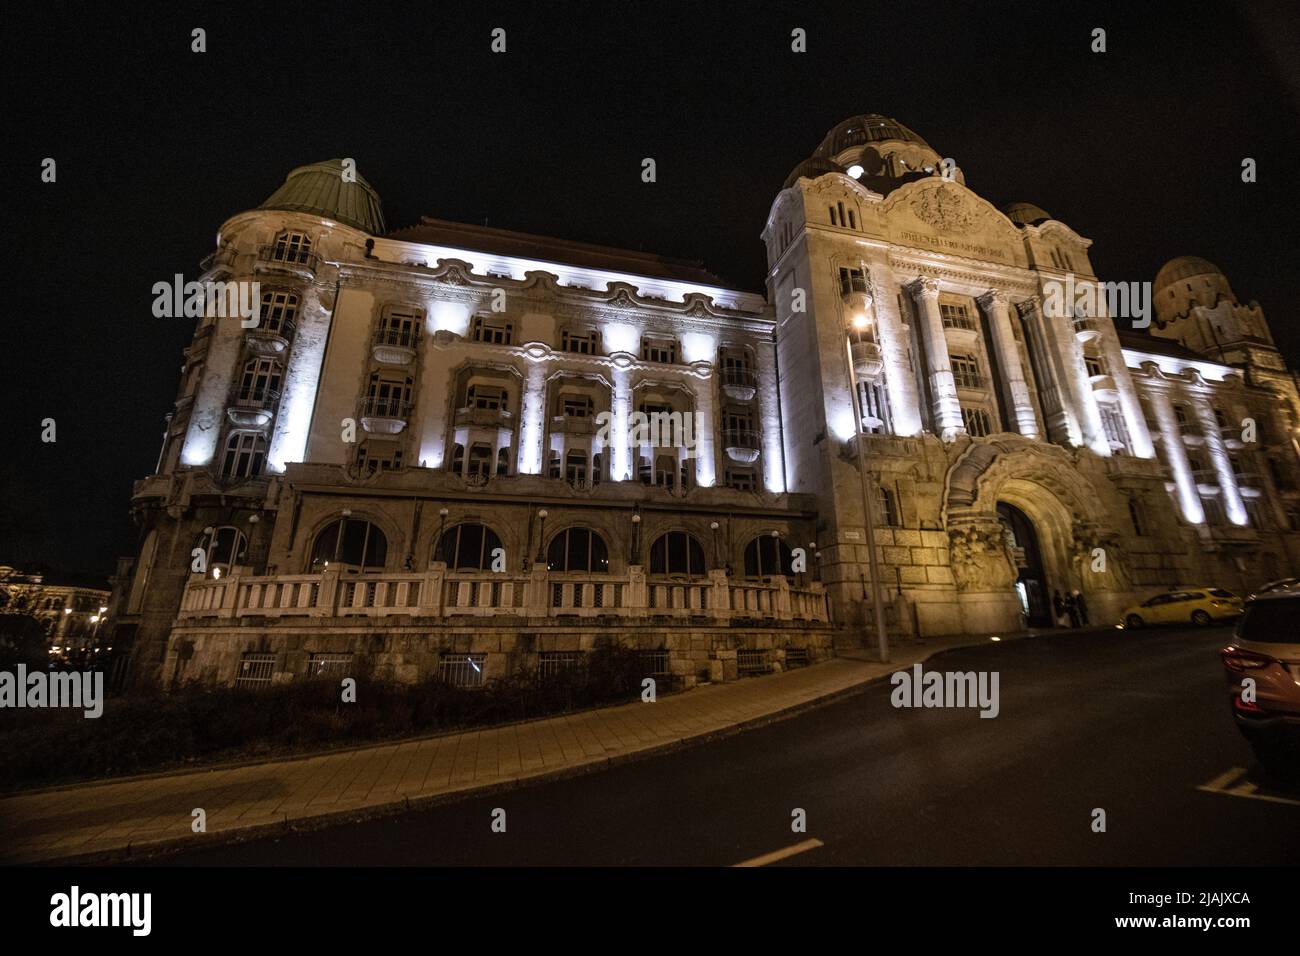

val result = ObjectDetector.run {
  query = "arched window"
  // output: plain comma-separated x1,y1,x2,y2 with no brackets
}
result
649,531,706,576
744,535,793,577
310,518,388,571
258,289,299,336
198,526,248,573
547,527,610,573
221,431,267,478
436,523,504,571
272,231,313,264
238,358,282,405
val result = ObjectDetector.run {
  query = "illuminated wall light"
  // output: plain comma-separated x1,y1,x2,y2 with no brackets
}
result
680,332,717,365
602,322,640,355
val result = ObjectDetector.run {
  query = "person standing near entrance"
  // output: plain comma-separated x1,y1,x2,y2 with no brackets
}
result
1052,589,1069,627
1066,591,1082,628
1071,588,1089,627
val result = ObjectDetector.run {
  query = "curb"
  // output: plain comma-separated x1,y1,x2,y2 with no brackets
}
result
20,626,1097,865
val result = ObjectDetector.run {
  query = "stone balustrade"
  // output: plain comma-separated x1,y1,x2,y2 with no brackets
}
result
177,564,831,625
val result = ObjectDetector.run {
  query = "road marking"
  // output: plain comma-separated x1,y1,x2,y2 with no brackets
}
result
1197,767,1300,807
733,838,825,867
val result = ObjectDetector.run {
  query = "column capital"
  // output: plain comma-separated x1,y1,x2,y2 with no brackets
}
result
977,289,1010,310
908,276,940,299
1018,294,1043,316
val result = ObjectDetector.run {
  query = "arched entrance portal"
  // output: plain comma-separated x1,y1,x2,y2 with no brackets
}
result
997,501,1052,627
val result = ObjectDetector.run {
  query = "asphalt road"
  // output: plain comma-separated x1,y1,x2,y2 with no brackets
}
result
148,624,1300,866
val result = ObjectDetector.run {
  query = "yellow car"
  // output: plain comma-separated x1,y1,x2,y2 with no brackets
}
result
1121,587,1244,629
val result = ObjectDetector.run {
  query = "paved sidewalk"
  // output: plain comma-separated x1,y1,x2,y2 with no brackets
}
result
0,629,1064,864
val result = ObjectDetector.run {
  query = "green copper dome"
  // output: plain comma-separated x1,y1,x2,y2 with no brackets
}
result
258,159,385,234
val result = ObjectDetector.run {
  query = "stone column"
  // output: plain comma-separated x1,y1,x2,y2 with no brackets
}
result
688,373,717,488
1019,296,1075,444
1146,382,1205,523
870,269,923,437
1093,305,1157,459
908,278,964,438
1192,392,1248,524
979,290,1040,438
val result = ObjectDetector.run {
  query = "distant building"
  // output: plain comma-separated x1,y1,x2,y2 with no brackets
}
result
111,114,1300,688
0,566,111,663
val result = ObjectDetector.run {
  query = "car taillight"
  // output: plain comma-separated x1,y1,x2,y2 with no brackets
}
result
1220,646,1277,672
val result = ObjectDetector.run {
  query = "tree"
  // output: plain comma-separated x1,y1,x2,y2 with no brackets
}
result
0,613,48,670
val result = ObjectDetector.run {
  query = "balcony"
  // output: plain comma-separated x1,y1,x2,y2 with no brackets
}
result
1073,315,1101,342
256,244,318,278
1089,373,1119,402
952,370,984,391
840,280,872,317
360,396,412,434
227,387,280,428
721,366,758,402
372,327,420,366
245,318,295,357
851,340,883,379
176,567,832,625
455,405,513,430
551,414,596,436
723,428,761,464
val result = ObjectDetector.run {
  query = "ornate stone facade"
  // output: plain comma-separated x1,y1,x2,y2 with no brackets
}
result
110,117,1300,688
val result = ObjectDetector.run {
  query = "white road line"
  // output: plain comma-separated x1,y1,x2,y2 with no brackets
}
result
1197,767,1300,807
733,838,825,867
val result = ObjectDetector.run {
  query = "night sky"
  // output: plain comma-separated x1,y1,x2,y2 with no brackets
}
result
4,1,1297,584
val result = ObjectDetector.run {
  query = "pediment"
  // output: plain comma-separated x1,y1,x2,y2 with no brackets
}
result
881,179,1027,267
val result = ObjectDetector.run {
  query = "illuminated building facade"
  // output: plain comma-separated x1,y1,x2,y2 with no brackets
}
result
113,116,1300,687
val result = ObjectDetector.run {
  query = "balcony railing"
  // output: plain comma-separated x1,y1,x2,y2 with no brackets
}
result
722,428,760,451
952,370,984,389
455,405,512,428
373,327,420,349
232,386,281,409
551,414,596,435
176,567,832,625
721,367,757,390
256,244,319,274
360,397,412,434
942,313,978,332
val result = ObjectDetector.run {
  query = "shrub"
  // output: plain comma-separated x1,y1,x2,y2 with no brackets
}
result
0,642,677,791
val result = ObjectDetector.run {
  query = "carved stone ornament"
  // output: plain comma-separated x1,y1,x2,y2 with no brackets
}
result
948,523,1017,592
911,184,975,234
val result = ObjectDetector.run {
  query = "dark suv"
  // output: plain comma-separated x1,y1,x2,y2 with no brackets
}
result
1221,592,1300,776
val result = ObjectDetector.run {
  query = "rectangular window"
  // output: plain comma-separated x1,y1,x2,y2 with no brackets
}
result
305,652,354,679
1201,496,1226,526
235,652,275,688
640,337,677,364
1099,404,1130,453
466,385,506,410
951,355,982,389
940,302,976,331
838,267,868,296
725,468,757,492
561,329,600,354
538,651,583,678
962,405,993,437
1084,354,1105,378
472,316,513,345
439,653,486,688
562,395,593,418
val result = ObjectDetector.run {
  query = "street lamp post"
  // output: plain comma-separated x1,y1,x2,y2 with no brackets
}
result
536,509,548,564
844,307,891,663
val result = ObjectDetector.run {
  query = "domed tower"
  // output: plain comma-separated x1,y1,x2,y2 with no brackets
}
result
794,114,958,196
256,159,386,235
1152,256,1277,371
